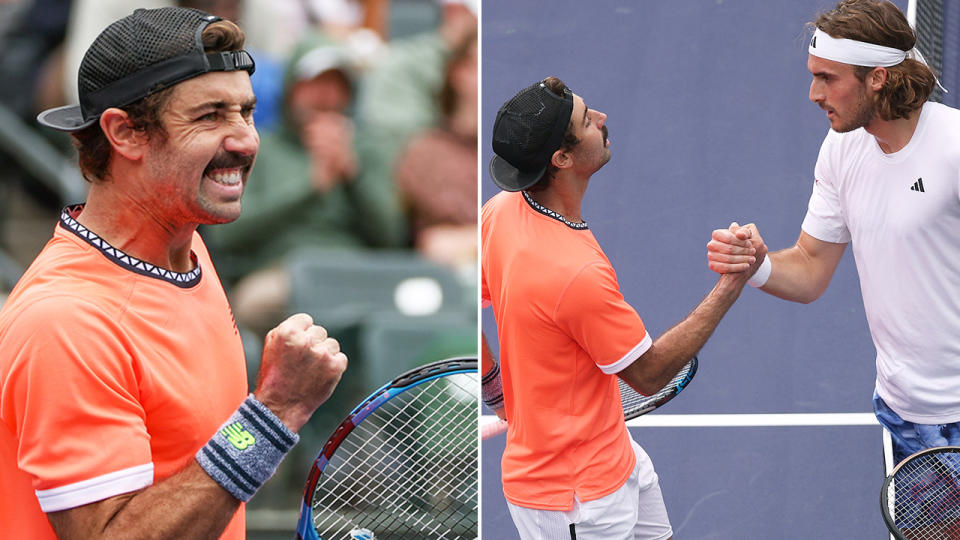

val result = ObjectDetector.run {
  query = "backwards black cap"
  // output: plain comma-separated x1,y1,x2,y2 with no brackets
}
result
489,79,574,192
38,7,255,132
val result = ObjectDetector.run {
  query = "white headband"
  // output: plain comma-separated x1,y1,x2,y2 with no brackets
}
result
808,27,906,67
808,27,947,93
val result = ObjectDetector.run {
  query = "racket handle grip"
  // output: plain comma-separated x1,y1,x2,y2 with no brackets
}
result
481,418,508,440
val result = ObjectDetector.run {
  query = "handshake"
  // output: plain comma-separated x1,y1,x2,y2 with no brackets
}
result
707,222,771,288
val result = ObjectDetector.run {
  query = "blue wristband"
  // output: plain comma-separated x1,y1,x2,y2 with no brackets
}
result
196,394,299,501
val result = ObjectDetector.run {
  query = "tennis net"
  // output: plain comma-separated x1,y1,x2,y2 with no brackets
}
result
910,0,959,106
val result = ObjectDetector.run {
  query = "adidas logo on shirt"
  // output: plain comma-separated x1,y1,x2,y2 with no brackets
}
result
910,178,925,192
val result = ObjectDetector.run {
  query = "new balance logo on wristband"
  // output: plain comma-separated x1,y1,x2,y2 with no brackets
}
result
222,421,256,450
910,178,925,192
197,395,298,501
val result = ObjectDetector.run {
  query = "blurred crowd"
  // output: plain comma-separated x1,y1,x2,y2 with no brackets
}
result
0,0,477,526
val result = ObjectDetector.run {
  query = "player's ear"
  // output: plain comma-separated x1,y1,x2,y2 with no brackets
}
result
868,67,887,91
100,108,149,161
551,147,572,170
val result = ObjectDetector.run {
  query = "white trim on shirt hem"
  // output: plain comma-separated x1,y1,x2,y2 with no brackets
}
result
598,334,652,375
36,463,154,512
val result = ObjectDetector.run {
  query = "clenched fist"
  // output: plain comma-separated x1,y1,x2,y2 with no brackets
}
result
253,313,348,432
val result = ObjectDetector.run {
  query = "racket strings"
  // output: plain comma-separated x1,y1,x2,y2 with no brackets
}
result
310,372,478,539
314,402,474,531
316,402,476,524
333,392,464,493
313,405,474,536
888,450,960,539
331,382,476,505
329,413,475,532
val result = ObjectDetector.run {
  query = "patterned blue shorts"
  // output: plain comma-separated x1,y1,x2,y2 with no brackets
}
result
873,391,960,465
874,392,960,529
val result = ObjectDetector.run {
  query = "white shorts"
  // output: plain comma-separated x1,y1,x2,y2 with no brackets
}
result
506,440,673,540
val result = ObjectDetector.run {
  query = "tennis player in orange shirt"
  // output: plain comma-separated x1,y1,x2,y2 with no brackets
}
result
0,8,346,539
481,77,762,539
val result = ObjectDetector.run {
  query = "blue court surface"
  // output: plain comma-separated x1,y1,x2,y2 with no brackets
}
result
480,1,909,538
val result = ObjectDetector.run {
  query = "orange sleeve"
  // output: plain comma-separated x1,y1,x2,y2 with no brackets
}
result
2,295,153,509
553,261,648,369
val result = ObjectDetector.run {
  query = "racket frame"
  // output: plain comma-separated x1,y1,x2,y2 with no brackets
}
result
879,445,960,540
481,356,698,440
619,355,698,421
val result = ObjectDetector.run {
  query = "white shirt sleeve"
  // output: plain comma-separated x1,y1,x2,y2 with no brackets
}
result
801,130,852,243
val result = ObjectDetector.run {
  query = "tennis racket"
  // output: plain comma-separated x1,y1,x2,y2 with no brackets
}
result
880,446,960,540
295,357,478,540
481,356,698,440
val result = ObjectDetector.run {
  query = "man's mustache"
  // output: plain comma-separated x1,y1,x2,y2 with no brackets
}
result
204,152,254,174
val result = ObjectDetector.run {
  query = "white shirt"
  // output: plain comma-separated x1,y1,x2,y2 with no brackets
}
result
802,102,960,423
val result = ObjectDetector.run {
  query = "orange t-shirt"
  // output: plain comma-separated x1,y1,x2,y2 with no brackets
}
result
0,206,248,539
481,191,652,510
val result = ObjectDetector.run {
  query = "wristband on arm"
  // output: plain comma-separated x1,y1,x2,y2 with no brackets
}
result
196,394,299,501
481,361,504,411
748,256,772,288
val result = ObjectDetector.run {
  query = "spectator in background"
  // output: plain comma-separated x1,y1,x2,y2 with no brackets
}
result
352,0,477,247
0,0,71,123
0,0,76,302
355,0,476,137
394,28,477,273
204,30,407,338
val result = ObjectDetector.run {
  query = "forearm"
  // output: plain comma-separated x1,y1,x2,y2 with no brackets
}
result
50,392,306,539
760,245,834,304
481,332,496,375
708,225,845,304
620,275,744,395
48,461,239,540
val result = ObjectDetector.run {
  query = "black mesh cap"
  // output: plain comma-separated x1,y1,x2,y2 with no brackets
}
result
489,79,574,192
37,7,255,132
